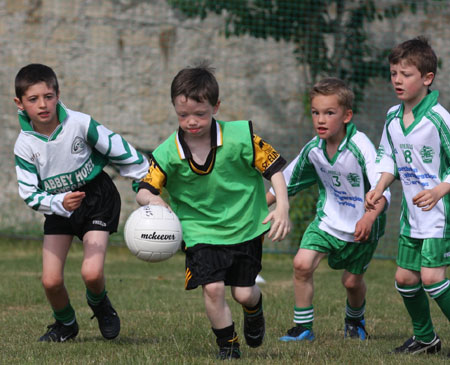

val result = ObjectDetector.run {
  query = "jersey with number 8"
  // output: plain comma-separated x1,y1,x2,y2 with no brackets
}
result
375,91,450,239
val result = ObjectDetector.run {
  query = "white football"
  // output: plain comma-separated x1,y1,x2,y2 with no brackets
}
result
124,205,182,262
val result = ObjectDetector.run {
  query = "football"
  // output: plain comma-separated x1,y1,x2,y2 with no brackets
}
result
124,205,182,262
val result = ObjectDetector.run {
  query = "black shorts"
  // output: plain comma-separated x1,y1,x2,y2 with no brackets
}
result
44,171,121,240
184,235,263,290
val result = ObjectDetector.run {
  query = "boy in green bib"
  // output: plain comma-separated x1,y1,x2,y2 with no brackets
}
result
137,63,290,360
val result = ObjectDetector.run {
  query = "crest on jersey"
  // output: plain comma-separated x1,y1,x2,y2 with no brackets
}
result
420,146,434,164
71,137,86,154
346,173,360,187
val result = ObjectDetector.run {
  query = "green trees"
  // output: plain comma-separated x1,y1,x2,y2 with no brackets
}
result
168,0,442,111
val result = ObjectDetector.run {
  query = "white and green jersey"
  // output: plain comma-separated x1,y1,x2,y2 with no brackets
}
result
14,102,149,217
277,123,390,242
376,90,450,238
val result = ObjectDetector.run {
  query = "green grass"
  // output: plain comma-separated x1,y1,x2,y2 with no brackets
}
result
0,238,448,364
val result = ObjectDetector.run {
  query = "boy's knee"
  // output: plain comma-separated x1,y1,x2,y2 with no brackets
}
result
293,258,315,279
232,287,255,305
395,270,420,287
203,282,225,300
41,275,64,292
342,274,364,290
81,267,104,286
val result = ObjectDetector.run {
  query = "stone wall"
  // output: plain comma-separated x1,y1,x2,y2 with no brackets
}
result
1,0,449,240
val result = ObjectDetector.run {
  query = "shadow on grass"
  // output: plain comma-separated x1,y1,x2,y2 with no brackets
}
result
74,335,160,345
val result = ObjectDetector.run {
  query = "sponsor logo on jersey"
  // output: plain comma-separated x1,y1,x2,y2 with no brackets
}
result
71,136,86,154
92,220,107,227
420,145,434,163
42,158,95,193
346,173,360,187
141,232,176,241
444,252,450,258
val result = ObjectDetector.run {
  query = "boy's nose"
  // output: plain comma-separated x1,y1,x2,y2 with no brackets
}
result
38,98,47,108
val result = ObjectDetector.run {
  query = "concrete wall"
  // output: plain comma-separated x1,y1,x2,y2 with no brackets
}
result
1,0,449,242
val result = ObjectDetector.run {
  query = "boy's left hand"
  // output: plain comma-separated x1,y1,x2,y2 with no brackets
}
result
262,206,291,242
354,215,374,242
413,187,443,211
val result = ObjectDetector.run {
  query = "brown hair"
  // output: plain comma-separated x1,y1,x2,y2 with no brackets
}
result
170,61,219,106
310,77,354,110
15,63,59,99
388,36,437,77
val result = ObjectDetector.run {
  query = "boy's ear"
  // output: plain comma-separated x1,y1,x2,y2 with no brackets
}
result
343,109,353,124
424,72,435,86
14,97,24,110
213,100,220,114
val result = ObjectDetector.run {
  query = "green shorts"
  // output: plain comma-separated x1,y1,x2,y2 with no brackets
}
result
397,234,450,271
300,220,378,275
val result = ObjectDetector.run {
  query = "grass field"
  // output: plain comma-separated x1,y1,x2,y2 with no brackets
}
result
1,238,449,364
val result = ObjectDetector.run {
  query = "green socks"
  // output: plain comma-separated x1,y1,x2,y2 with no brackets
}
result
396,282,435,342
86,288,106,306
294,305,314,329
345,299,365,321
424,279,450,320
53,302,76,326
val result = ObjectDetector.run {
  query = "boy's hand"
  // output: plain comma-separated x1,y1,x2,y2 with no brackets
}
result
262,206,291,242
354,215,374,242
412,183,450,211
365,189,383,211
63,191,86,211
136,189,171,211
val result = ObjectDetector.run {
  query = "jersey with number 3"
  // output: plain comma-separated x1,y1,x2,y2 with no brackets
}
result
283,123,389,242
375,91,450,238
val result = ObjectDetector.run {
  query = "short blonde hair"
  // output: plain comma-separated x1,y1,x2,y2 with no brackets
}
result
310,77,354,110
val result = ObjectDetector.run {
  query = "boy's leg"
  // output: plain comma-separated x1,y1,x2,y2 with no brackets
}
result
280,248,325,342
394,267,440,353
422,266,450,320
232,285,265,348
40,234,78,342
342,271,368,340
82,230,120,340
203,282,240,359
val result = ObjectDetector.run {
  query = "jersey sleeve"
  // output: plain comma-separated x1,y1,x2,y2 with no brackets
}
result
14,146,72,217
437,114,450,184
86,118,149,185
252,134,286,179
375,122,397,178
358,134,392,207
138,156,166,195
269,142,317,197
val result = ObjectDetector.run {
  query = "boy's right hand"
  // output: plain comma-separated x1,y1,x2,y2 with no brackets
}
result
136,189,171,211
365,189,383,211
63,191,86,211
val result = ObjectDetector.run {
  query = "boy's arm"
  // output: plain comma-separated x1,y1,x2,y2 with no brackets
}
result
365,172,395,211
136,156,170,209
86,118,149,182
14,152,74,217
355,196,387,242
262,171,291,241
266,190,276,207
412,182,450,211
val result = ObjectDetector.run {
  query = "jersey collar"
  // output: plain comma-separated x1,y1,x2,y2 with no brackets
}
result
396,90,439,133
17,101,68,141
175,119,223,160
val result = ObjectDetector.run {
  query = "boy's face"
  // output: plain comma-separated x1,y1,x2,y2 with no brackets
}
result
173,95,219,140
390,60,434,107
14,81,59,135
311,94,352,143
